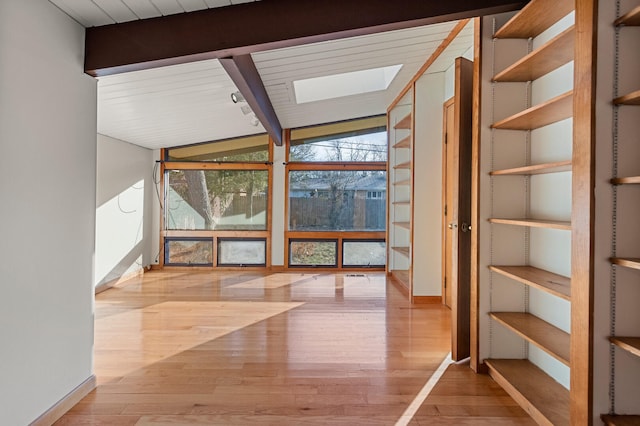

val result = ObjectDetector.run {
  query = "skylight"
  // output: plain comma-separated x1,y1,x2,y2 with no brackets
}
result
293,64,403,104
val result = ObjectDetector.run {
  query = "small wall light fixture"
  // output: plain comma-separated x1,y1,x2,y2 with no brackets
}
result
231,91,245,103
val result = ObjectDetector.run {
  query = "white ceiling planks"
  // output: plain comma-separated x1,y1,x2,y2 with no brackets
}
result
49,0,259,26
98,59,266,149
253,21,467,129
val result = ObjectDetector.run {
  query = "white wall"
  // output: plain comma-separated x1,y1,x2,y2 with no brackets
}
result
272,144,286,266
0,0,97,424
412,72,445,296
96,134,154,288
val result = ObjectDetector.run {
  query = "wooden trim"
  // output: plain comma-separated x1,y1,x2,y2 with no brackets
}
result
470,16,483,373
159,150,166,268
163,162,272,170
412,296,442,304
388,19,471,112
164,230,270,238
286,231,385,240
443,96,455,306
389,270,411,295
95,268,145,294
30,375,96,426
286,162,387,171
571,0,597,423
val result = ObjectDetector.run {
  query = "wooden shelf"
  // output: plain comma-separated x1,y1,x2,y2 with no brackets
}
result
611,257,640,270
489,218,571,231
393,222,410,230
491,160,572,176
392,201,410,206
492,91,573,130
490,265,571,301
394,113,412,129
494,0,574,39
392,246,410,257
611,176,640,185
615,6,640,26
393,135,411,148
490,312,570,366
494,26,575,82
614,89,640,105
394,179,411,186
390,270,410,290
602,415,640,426
610,337,640,358
393,161,411,170
485,359,569,426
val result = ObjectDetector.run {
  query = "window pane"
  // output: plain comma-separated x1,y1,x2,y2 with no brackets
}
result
289,240,337,267
166,169,268,231
166,134,269,162
218,239,266,266
290,130,387,162
343,241,386,267
288,170,386,231
165,238,213,266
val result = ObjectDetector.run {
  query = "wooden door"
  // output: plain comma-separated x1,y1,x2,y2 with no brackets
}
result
442,57,473,361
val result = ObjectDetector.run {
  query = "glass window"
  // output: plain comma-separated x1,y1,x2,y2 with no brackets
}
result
290,117,387,162
289,240,337,267
165,238,213,266
288,170,386,231
343,240,386,267
218,238,266,266
165,134,269,162
166,169,268,231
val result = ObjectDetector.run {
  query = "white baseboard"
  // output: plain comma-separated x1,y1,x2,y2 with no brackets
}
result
30,375,96,426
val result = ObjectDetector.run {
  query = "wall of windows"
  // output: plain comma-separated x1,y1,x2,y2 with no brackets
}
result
160,117,387,270
161,134,272,268
285,116,387,269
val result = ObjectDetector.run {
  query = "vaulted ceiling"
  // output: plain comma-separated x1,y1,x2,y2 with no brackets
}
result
49,0,523,150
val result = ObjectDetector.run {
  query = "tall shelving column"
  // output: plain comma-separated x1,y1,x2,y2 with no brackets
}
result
479,0,575,424
387,91,413,293
602,3,640,425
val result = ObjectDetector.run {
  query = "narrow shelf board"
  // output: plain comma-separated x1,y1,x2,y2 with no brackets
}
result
615,5,640,26
393,161,411,170
489,218,571,231
614,89,640,105
611,176,640,185
490,312,570,366
485,359,569,426
490,265,571,301
392,201,410,206
609,336,640,358
602,414,640,426
610,257,640,270
394,179,411,186
394,113,412,130
491,160,572,176
390,270,410,290
393,135,411,149
493,26,575,82
391,246,410,257
494,0,574,39
393,221,411,230
492,91,573,130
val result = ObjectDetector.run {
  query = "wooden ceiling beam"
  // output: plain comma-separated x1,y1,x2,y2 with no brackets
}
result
220,55,283,146
85,0,525,77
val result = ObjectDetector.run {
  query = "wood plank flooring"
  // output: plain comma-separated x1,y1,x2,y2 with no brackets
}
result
56,271,533,425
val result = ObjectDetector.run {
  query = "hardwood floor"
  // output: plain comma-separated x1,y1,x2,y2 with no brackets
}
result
56,271,533,425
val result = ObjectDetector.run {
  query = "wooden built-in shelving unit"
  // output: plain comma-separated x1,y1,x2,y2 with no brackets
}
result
490,265,571,301
388,102,413,293
479,0,576,423
490,160,572,176
493,26,575,82
485,359,570,426
489,218,572,231
603,3,640,421
491,91,573,130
